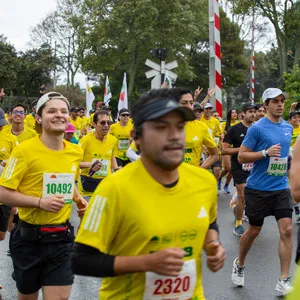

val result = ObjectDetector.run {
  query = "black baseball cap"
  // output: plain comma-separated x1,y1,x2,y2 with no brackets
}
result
10,104,26,113
289,111,300,119
70,106,79,112
193,102,203,111
242,103,258,112
133,99,195,127
119,108,130,115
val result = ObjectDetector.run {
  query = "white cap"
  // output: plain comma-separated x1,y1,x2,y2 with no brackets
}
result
204,103,213,109
262,88,288,102
36,92,70,113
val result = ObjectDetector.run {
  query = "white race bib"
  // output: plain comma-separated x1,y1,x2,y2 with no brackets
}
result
118,138,130,150
266,157,288,177
92,159,109,177
143,259,196,300
43,173,75,204
242,163,253,172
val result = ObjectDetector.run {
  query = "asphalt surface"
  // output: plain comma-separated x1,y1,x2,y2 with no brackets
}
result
0,181,298,300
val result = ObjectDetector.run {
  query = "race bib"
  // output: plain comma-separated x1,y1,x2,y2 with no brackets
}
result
92,159,109,177
118,138,130,150
43,173,75,204
143,259,196,300
242,163,253,172
266,157,288,177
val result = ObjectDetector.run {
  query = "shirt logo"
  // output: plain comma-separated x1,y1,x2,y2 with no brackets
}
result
285,132,291,136
240,134,244,137
0,147,6,151
71,164,77,172
192,136,199,141
197,207,207,218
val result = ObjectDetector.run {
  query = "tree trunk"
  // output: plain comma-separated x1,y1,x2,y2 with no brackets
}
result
294,43,300,67
127,50,139,109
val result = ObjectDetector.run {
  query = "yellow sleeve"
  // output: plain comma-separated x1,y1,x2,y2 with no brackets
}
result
0,147,28,190
131,141,138,152
203,128,217,149
215,120,223,137
75,176,122,253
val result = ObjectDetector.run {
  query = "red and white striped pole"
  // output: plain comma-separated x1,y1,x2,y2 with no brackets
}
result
209,0,222,117
250,5,255,104
251,52,255,104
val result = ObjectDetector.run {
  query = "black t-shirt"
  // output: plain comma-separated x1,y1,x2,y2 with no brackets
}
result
223,122,249,169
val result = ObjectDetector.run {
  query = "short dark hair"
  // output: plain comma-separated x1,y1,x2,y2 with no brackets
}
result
169,87,193,103
93,110,109,123
10,104,26,113
264,99,270,106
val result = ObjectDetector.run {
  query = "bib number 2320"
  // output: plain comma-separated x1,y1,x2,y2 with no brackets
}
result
143,259,196,300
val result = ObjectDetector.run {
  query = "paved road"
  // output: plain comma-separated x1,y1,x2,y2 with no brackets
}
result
0,183,298,300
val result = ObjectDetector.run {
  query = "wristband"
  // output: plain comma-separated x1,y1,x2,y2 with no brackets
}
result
262,150,266,157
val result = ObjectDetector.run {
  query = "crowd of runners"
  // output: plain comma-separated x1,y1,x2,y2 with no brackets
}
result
0,86,300,299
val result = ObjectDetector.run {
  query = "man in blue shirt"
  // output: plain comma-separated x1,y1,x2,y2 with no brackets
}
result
231,88,293,296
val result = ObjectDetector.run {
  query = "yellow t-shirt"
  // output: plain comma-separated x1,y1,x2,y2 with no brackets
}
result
76,159,217,300
109,121,133,160
130,140,138,152
287,266,300,300
2,125,37,144
78,132,118,196
0,136,83,225
291,126,300,147
0,129,19,162
221,120,240,133
70,117,83,136
200,115,222,138
80,116,90,129
184,120,216,166
25,114,36,130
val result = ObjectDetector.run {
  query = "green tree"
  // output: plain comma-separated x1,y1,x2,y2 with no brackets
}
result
0,35,19,91
228,0,300,76
79,0,208,100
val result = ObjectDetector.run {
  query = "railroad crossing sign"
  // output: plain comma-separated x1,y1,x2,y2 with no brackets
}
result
145,59,178,89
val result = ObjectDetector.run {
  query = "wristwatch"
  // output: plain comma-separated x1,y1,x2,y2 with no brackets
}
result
262,150,269,158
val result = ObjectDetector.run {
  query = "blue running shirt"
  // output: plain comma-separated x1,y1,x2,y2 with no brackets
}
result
243,117,293,191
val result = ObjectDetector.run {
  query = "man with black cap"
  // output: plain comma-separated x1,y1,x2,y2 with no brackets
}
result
72,89,225,300
193,102,203,121
231,88,293,296
223,103,257,237
109,108,133,167
70,106,83,137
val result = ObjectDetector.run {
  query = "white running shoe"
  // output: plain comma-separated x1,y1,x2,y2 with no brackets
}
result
231,257,245,287
275,277,293,296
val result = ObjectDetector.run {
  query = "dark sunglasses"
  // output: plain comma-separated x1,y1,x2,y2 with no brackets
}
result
120,114,130,117
98,120,112,126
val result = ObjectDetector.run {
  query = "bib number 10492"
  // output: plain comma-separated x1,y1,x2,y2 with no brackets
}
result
143,259,196,300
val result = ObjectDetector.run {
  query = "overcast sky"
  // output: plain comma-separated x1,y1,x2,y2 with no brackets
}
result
0,0,86,87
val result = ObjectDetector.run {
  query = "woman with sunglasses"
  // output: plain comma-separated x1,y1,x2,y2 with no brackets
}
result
109,108,134,167
78,110,120,199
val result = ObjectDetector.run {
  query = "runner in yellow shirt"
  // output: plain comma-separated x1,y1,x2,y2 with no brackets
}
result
72,89,225,300
2,104,37,143
78,107,90,135
172,88,219,168
70,107,83,137
78,110,119,198
0,92,88,299
0,108,19,248
109,108,133,167
25,100,37,130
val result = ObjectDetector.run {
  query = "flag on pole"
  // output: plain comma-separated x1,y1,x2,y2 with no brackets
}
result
104,76,112,104
118,73,128,111
86,83,95,116
163,74,172,88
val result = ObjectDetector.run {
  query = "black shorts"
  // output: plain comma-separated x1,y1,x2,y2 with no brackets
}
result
116,157,130,167
10,224,74,294
232,167,250,185
245,187,293,227
0,204,11,232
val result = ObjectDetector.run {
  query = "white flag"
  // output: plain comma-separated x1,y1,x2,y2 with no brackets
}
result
104,76,112,104
118,73,128,111
86,83,95,116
